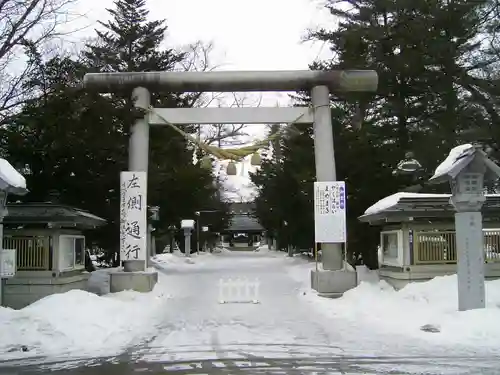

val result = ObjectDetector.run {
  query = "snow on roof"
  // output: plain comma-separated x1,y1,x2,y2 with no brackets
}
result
0,158,26,190
364,191,500,216
364,145,484,215
431,144,474,181
181,219,195,228
364,192,450,215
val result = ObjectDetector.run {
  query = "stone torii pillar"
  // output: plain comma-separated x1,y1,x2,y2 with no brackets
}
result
83,69,378,296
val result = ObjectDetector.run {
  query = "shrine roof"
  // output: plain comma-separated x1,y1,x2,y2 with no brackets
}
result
358,192,500,225
4,202,106,229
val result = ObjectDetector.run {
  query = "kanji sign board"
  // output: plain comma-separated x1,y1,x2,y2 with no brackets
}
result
120,172,148,261
314,181,347,243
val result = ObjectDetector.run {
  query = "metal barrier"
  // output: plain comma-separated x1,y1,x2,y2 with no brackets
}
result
218,277,260,304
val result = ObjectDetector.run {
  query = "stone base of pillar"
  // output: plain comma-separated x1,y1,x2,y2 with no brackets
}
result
123,259,146,272
110,270,158,293
311,269,357,298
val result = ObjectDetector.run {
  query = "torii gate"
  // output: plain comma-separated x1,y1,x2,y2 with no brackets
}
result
83,69,378,296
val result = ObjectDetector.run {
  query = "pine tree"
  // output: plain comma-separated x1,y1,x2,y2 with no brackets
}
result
85,0,181,72
1,56,124,252
279,0,499,265
83,0,228,254
250,109,392,265
310,0,495,167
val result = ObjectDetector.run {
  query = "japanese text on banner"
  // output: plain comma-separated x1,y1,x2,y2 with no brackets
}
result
120,172,147,261
314,181,347,243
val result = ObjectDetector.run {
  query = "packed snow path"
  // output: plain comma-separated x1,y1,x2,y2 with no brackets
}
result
133,251,463,364
137,251,344,362
3,250,500,374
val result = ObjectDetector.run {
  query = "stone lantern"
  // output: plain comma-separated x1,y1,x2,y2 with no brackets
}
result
180,219,195,257
429,144,500,311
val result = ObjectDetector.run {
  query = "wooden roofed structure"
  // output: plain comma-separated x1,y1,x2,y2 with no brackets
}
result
358,192,500,289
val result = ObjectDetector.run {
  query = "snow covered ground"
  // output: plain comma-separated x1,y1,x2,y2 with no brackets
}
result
0,272,172,362
1,249,500,373
288,262,500,355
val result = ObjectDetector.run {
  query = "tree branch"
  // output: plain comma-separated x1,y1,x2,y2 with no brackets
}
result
0,0,80,117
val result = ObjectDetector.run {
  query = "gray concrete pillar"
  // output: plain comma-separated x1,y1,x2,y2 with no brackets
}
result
115,88,158,291
126,87,150,272
311,85,343,271
184,229,192,257
452,203,486,311
129,87,150,172
146,223,153,268
455,212,485,311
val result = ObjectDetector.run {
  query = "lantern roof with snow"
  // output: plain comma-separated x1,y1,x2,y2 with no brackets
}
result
429,144,500,185
180,219,195,229
0,158,28,196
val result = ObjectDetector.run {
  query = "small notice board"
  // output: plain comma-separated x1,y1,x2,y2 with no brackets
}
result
0,249,16,278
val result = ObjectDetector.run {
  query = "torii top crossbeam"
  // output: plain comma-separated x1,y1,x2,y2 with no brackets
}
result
83,70,378,93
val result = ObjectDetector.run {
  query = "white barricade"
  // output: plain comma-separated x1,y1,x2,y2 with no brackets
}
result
218,277,260,304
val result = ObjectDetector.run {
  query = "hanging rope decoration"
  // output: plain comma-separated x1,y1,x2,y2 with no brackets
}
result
226,161,238,175
146,105,310,163
250,152,261,166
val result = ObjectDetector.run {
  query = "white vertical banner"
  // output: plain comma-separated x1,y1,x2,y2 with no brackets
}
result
120,172,148,261
314,181,347,243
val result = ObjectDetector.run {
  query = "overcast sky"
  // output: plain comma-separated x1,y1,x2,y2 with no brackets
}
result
71,0,334,139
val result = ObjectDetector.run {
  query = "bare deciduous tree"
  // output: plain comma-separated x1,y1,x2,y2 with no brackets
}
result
0,0,81,120
177,40,215,74
174,41,264,148
203,92,263,148
175,41,228,108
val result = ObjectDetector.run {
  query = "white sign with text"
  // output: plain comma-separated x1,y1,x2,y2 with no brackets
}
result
314,181,347,243
0,249,16,278
120,171,148,261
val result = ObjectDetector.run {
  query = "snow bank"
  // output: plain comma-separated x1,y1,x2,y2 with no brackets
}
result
306,274,500,350
152,251,227,268
86,268,117,295
212,246,231,254
254,244,270,252
153,251,199,266
0,158,26,189
0,274,170,360
355,265,380,284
